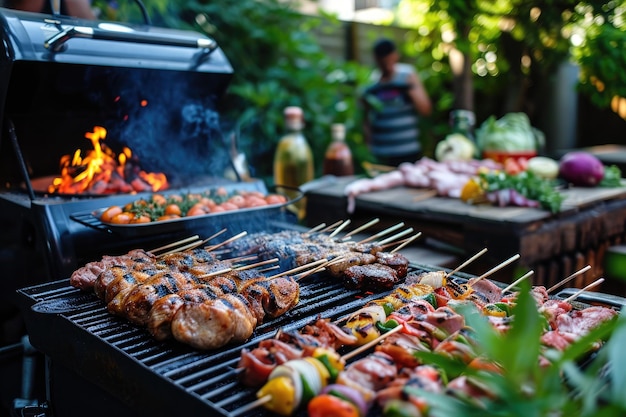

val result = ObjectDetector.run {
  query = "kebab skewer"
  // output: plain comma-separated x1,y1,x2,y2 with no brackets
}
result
237,273,617,417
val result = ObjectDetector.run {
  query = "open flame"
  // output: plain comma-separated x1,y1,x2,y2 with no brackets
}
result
48,126,169,195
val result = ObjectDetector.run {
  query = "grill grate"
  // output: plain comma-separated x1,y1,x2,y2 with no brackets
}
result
18,264,448,417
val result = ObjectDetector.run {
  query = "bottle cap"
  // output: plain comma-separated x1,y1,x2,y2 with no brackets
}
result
284,106,304,130
284,106,303,118
331,123,346,141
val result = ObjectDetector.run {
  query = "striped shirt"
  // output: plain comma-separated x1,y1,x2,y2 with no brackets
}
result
364,63,420,159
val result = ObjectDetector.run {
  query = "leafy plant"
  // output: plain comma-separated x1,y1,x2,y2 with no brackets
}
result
409,281,625,416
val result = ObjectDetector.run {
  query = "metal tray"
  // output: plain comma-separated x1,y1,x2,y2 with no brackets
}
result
71,185,302,238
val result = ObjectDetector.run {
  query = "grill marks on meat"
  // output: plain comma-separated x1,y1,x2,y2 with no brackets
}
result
226,230,407,291
71,249,157,290
172,293,258,350
71,244,301,350
344,263,400,291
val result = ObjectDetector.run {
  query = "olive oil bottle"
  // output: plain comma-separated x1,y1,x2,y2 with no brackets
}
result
273,106,314,220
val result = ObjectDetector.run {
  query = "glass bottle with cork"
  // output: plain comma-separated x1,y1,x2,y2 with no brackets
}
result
323,123,354,176
273,106,314,221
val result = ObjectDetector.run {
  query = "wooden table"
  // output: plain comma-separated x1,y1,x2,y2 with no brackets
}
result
305,176,626,293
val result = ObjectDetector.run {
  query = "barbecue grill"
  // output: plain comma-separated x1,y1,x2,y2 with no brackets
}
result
0,6,299,415
14,263,625,417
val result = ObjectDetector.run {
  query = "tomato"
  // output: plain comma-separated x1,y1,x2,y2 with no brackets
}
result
265,194,287,205
186,206,207,217
503,158,522,175
151,194,167,206
110,212,133,224
245,196,268,207
308,394,359,417
245,190,265,199
100,205,122,223
228,195,246,208
164,204,182,216
168,194,183,203
200,197,217,208
157,214,181,221
219,202,239,211
130,214,151,224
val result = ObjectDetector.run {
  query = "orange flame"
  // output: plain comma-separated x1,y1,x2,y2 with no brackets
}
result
48,126,168,195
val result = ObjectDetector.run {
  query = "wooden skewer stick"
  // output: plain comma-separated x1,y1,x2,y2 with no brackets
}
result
258,265,281,274
316,220,345,234
377,228,414,246
296,266,326,281
224,254,258,264
205,231,248,252
305,223,327,235
197,268,233,280
193,228,229,248
501,270,535,294
390,232,422,254
472,253,521,283
546,265,592,294
380,236,411,250
267,258,329,279
234,258,280,271
171,228,232,254
357,222,405,244
230,395,273,417
329,219,352,238
157,240,208,258
342,325,403,361
148,235,200,255
563,278,605,304
447,248,488,278
341,218,380,240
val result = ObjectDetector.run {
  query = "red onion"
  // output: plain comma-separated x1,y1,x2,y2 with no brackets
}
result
559,151,605,187
320,383,369,416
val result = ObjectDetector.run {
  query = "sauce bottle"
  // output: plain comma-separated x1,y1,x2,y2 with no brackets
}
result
323,123,354,176
273,106,314,221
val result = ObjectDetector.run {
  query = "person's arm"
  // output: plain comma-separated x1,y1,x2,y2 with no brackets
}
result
406,71,432,117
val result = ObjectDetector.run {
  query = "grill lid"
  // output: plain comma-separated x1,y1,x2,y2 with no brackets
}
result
0,8,235,192
0,7,231,73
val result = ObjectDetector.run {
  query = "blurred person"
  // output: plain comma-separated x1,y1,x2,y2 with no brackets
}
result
362,38,432,166
6,0,96,19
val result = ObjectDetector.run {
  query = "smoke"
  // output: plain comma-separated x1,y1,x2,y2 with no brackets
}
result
89,68,232,186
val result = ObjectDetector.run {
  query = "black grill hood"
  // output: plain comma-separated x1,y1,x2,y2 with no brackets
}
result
0,7,235,188
0,7,231,73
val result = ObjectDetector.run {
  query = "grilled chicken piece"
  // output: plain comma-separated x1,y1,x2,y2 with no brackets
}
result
327,252,377,277
156,248,217,271
147,294,185,341
124,271,198,325
171,293,257,350
70,249,155,291
262,276,300,318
